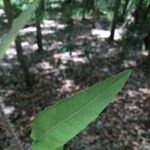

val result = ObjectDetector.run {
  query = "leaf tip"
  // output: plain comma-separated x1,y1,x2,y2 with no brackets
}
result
124,69,132,77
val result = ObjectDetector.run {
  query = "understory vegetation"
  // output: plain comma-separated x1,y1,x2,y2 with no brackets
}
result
0,0,150,150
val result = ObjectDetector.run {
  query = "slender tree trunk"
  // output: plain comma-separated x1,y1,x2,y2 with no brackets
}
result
0,105,24,150
36,0,44,52
92,0,97,28
133,0,145,23
146,32,150,65
36,17,43,52
3,0,13,24
15,37,33,87
65,0,73,3
122,0,130,19
109,0,121,41
144,31,150,50
143,3,150,20
3,0,33,88
82,0,86,21
63,0,74,56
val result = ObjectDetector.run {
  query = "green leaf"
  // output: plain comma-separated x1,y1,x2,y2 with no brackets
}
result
0,0,40,61
56,146,64,150
31,70,131,150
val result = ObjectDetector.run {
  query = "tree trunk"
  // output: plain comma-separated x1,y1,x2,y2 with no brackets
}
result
65,0,73,3
122,0,130,19
36,17,43,52
36,0,44,52
15,37,33,87
0,105,24,150
143,3,150,20
82,0,86,21
3,0,13,24
144,31,150,50
109,0,121,41
3,0,33,88
133,0,145,23
92,0,97,28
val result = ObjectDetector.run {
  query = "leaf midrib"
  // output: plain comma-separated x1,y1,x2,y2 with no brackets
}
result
36,75,125,142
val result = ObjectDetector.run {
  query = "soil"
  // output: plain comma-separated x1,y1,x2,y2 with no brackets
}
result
0,10,150,150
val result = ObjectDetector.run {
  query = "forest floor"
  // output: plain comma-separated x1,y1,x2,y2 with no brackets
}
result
0,10,150,150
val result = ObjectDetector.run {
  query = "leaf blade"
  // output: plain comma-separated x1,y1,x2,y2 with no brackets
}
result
0,0,40,61
31,70,131,150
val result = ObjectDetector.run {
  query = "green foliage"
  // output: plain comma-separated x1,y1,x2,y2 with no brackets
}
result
11,0,32,17
96,0,116,21
0,0,3,7
98,0,114,12
31,70,131,150
0,0,40,61
56,146,63,150
62,1,81,19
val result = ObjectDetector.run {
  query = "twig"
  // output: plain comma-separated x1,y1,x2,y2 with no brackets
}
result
0,104,24,150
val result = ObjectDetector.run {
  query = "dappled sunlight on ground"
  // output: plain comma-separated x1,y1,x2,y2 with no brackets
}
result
0,9,150,150
0,62,13,69
20,27,36,36
139,88,150,95
36,61,53,70
0,9,4,15
123,60,137,67
5,47,16,59
0,96,15,115
42,20,66,29
22,42,37,53
140,50,149,56
91,29,110,39
91,26,124,40
42,29,55,35
58,79,80,93
54,51,87,64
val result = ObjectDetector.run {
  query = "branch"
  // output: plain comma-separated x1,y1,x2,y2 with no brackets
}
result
0,104,24,150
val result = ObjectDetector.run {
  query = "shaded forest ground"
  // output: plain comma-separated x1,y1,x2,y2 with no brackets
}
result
0,9,150,150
